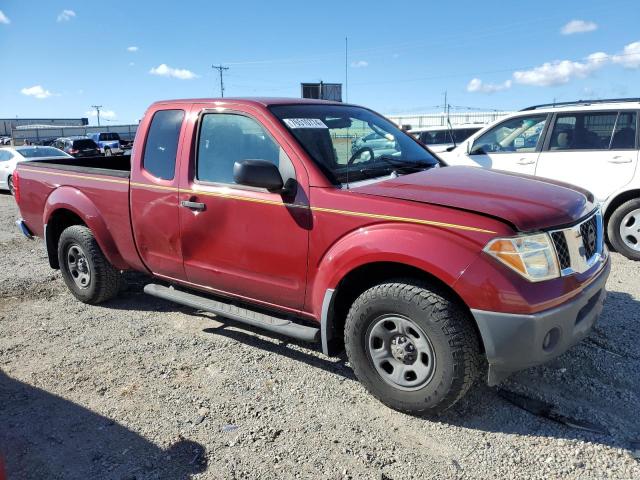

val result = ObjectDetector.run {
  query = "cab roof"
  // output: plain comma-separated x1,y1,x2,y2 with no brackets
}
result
148,97,349,108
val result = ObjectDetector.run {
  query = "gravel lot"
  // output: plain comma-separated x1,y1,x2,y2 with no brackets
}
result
0,191,639,479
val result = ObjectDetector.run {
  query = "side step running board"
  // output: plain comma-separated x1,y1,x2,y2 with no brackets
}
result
144,283,320,343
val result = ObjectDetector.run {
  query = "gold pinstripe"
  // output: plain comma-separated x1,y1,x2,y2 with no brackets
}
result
310,206,496,233
20,168,129,185
18,167,496,234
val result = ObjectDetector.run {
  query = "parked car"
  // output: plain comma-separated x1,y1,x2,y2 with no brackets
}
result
87,132,123,156
52,137,102,158
442,98,640,260
410,125,483,152
0,136,11,145
14,98,609,414
0,146,71,194
351,131,397,159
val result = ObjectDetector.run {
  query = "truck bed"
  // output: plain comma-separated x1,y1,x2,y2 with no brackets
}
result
23,155,131,178
16,154,144,272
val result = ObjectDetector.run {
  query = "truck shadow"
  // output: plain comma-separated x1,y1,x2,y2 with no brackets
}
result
425,288,639,453
194,290,639,453
103,273,639,453
0,371,208,480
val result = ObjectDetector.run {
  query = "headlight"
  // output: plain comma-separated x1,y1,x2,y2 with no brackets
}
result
484,233,560,282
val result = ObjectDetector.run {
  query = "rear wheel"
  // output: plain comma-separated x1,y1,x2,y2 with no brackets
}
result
58,225,121,304
607,198,640,261
7,175,14,195
345,280,482,414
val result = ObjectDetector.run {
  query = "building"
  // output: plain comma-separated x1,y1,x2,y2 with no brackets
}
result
301,82,343,102
0,118,88,136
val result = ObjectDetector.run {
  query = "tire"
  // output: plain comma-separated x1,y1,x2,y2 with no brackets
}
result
345,279,481,414
607,198,640,261
7,175,14,196
57,225,121,304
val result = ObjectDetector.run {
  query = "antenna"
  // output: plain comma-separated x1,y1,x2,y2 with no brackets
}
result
91,105,102,126
212,65,229,98
345,37,348,103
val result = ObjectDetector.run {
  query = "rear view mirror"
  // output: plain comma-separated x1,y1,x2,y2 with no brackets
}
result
234,159,284,192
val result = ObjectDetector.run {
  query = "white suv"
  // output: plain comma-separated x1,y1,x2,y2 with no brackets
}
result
442,99,640,260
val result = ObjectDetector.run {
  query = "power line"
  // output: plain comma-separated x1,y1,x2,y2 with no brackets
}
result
212,65,229,97
91,105,102,126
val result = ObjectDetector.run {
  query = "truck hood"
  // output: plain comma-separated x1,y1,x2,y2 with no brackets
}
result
353,166,594,232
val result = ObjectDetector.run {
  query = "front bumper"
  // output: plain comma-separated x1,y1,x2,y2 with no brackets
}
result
471,258,610,386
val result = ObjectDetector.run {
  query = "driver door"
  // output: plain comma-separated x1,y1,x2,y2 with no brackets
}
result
178,106,311,310
468,114,549,176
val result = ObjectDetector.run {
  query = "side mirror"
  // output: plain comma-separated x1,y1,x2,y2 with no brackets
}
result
233,159,284,193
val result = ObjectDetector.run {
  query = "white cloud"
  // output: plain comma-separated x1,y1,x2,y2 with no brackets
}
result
513,52,608,87
127,46,139,52
21,85,54,99
468,40,640,92
0,10,10,24
350,60,369,68
561,19,598,35
86,109,116,120
612,41,640,69
149,63,198,80
57,9,76,22
466,78,512,93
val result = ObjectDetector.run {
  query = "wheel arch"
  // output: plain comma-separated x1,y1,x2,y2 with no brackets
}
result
603,188,640,225
44,187,127,270
312,226,480,356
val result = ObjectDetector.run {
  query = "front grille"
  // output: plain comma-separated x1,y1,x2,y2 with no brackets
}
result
549,211,603,276
551,231,571,270
580,215,598,259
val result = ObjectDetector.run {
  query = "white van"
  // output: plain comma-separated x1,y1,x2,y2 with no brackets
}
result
443,99,640,260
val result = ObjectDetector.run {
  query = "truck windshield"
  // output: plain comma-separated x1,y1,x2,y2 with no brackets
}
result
270,104,439,186
99,133,120,141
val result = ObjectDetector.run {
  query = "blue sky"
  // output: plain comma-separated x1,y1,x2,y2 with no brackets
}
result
1,0,639,125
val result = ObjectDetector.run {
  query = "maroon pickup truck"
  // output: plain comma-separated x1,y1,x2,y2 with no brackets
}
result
14,98,610,413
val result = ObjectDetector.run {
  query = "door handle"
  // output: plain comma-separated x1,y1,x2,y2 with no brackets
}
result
180,200,206,211
608,156,632,164
516,158,535,165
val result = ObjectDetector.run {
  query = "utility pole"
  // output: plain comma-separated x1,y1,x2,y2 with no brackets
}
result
442,91,448,126
212,65,229,97
91,105,102,126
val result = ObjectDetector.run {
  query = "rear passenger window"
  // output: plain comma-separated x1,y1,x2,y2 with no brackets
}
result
196,114,284,185
143,109,184,180
548,112,635,151
611,112,637,149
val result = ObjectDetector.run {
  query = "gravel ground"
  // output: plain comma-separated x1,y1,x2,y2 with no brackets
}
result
0,191,639,480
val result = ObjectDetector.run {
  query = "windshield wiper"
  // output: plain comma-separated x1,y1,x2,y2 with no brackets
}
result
343,156,436,182
375,155,436,172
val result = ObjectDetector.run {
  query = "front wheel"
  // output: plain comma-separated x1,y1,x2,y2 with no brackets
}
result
345,280,482,414
7,175,14,195
607,198,640,261
58,225,121,304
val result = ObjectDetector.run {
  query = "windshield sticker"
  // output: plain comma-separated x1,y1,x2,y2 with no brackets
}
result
283,118,328,129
